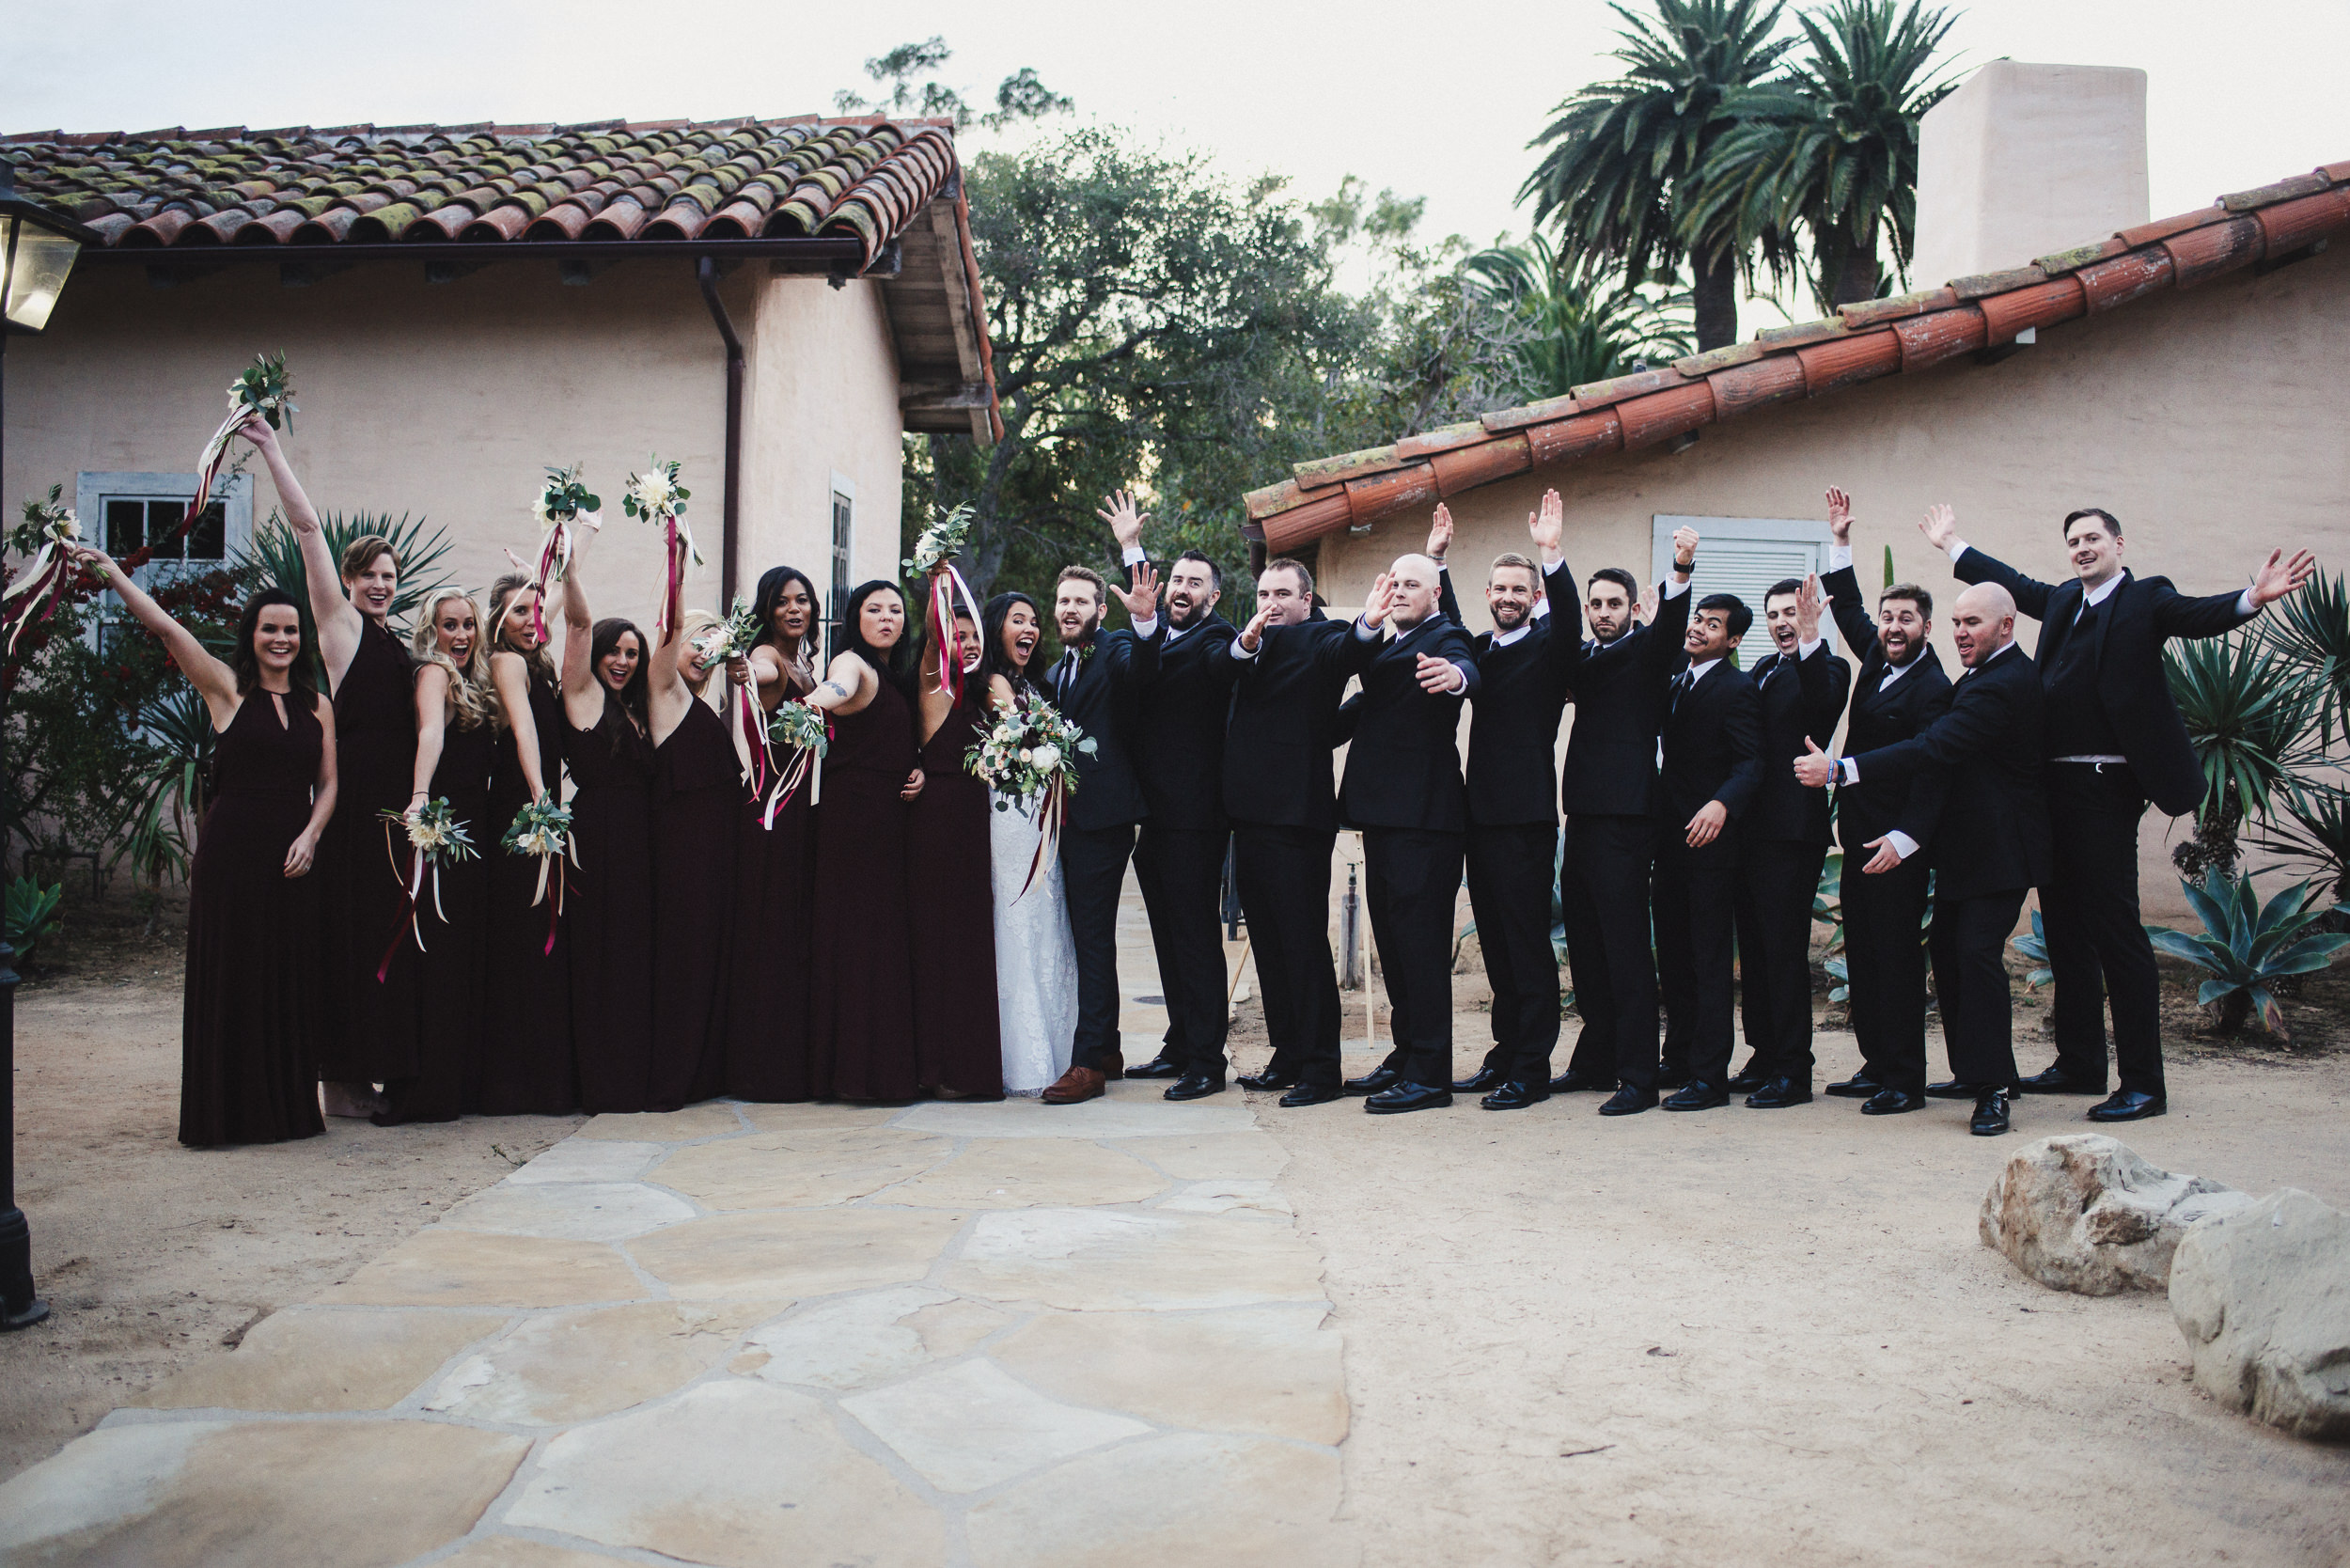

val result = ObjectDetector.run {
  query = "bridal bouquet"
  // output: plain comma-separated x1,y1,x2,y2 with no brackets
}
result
500,796,576,954
623,457,698,642
192,352,296,517
3,487,84,656
966,691,1096,898
376,797,478,977
528,463,601,638
696,595,766,790
760,698,831,826
903,503,981,701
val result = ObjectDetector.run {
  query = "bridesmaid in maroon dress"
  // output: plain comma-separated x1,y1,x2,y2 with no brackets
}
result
71,551,335,1147
239,418,415,1119
478,572,575,1114
908,594,1004,1099
558,526,657,1113
724,565,819,1101
375,590,496,1125
805,580,926,1102
644,607,739,1109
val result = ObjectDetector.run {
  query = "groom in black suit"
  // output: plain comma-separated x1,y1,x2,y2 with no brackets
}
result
1039,494,1163,1106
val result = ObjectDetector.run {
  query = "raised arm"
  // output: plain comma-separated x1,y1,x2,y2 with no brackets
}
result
559,521,605,729
67,545,239,725
490,651,549,800
1428,505,1465,624
1924,505,2058,619
235,418,361,688
1794,576,1850,740
1640,527,1700,677
1823,487,1881,654
805,651,878,717
645,605,693,745
2150,547,2314,639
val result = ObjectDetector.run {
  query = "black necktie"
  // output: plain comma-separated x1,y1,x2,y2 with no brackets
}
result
1670,669,1694,713
1055,651,1075,702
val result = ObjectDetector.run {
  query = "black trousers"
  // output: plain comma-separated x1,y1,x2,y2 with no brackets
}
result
1232,823,1341,1088
1062,822,1138,1073
1467,822,1561,1082
1840,842,1934,1095
1654,830,1739,1089
1733,838,1827,1084
1929,887,2028,1090
1134,823,1231,1079
1559,814,1659,1091
2044,763,2162,1094
1363,826,1466,1089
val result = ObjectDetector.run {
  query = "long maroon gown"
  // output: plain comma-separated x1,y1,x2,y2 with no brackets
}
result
724,708,814,1101
568,692,657,1113
808,676,920,1101
179,691,329,1148
647,697,737,1109
477,666,575,1114
376,705,494,1124
907,698,1004,1098
318,620,419,1085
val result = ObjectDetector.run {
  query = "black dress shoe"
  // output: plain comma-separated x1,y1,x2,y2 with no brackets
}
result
2086,1089,2167,1122
1726,1057,1768,1093
1599,1085,1656,1116
1344,1066,1401,1097
1364,1081,1452,1115
2018,1063,2107,1096
1480,1080,1550,1111
1970,1089,2011,1137
1548,1068,1610,1093
1825,1072,1883,1098
1235,1068,1298,1092
1452,1065,1508,1094
1859,1088,1926,1115
1124,1053,1183,1080
1925,1078,1989,1099
1663,1080,1729,1111
1277,1082,1343,1107
1744,1075,1812,1108
1656,1067,1692,1090
1164,1074,1226,1101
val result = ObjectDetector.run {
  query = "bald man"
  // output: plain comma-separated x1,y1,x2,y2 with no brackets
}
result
1797,575,2050,1137
1336,553,1481,1114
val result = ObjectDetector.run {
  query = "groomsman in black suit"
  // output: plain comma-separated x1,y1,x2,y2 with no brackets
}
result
1039,493,1162,1106
1544,513,1699,1115
1333,554,1480,1113
1729,574,1850,1107
1426,501,1572,1110
1217,559,1356,1106
1653,593,1764,1109
1126,548,1242,1101
1818,487,1952,1114
1931,504,2315,1121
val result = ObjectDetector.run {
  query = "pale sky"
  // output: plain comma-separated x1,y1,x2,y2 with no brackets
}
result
19,0,2348,272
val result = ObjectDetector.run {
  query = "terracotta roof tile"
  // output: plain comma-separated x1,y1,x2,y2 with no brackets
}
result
2116,205,2228,248
1671,339,1772,375
1836,286,1959,328
1292,445,1408,491
2033,236,2128,275
2221,172,2329,211
1569,366,1690,405
1395,421,1491,461
2164,214,2264,288
1949,263,2047,301
1480,393,1582,431
1751,317,1850,349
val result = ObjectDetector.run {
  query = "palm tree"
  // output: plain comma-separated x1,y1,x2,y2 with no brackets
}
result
1520,0,1793,353
1466,237,1697,398
1684,0,1958,311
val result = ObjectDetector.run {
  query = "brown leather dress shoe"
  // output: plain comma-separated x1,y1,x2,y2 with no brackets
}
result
1042,1065,1106,1105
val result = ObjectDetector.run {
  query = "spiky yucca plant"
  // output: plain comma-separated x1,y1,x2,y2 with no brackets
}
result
2148,870,2350,1041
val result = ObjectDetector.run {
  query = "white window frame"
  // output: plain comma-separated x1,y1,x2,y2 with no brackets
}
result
826,471,855,633
75,468,254,588
1650,513,1838,653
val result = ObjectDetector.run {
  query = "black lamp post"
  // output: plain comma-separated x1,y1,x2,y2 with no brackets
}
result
1,161,101,1332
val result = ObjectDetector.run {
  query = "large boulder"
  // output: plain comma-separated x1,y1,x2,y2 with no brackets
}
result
1979,1134,2252,1294
2170,1188,2350,1442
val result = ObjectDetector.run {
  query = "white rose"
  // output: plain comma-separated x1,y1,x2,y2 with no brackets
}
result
1030,744,1060,773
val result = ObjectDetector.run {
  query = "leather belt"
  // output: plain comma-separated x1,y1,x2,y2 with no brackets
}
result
2052,755,2128,766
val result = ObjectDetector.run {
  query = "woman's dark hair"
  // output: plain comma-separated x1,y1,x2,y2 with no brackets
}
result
833,579,915,694
750,564,820,659
978,591,1042,696
588,616,651,748
232,588,319,710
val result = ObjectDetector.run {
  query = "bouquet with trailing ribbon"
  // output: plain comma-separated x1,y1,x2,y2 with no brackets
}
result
965,691,1096,900
622,458,697,642
192,353,296,518
903,503,981,702
760,698,831,826
528,463,600,641
694,595,766,791
376,797,478,978
500,795,576,956
2,487,85,656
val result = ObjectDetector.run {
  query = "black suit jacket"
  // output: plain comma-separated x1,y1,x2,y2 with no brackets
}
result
1656,660,1763,847
1847,644,2050,901
1742,643,1851,845
1549,560,1694,819
1825,563,1953,851
1134,615,1239,831
1338,615,1480,833
1045,624,1159,832
1214,613,1354,831
1437,569,1569,827
1953,549,2252,818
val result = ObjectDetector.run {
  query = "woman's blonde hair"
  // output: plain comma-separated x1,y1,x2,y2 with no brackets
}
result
485,572,557,687
410,588,494,730
678,607,725,704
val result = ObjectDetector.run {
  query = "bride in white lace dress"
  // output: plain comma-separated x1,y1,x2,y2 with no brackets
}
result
979,592,1078,1094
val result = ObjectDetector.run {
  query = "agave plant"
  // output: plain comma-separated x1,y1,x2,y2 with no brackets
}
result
2164,632,2327,878
2147,870,2350,1041
6,876,64,964
234,509,456,683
